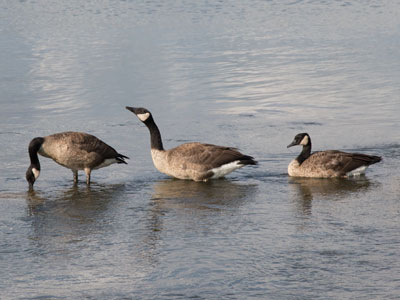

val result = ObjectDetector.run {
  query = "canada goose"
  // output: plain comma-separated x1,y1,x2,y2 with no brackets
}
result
287,133,381,178
26,131,128,188
126,107,257,181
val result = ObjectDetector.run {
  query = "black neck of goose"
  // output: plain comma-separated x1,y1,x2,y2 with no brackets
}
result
296,142,311,165
28,137,44,170
144,117,164,151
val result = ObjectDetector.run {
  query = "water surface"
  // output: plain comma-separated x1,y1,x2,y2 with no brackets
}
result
1,0,400,299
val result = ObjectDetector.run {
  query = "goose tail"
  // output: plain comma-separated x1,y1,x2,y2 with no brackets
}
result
239,155,257,166
116,153,129,164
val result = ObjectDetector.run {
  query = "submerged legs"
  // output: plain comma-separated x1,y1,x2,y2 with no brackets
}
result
72,170,78,183
72,169,92,185
84,168,91,185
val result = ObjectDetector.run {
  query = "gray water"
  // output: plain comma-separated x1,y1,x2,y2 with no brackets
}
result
1,0,400,299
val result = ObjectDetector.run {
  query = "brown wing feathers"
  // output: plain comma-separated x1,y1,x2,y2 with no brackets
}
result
337,152,381,175
201,145,257,168
53,132,128,164
169,143,256,170
308,150,381,175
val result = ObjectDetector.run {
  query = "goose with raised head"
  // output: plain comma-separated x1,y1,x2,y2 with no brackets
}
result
126,107,257,181
26,131,128,188
287,133,381,178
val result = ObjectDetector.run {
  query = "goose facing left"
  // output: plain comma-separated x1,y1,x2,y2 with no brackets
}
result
126,106,257,182
287,132,381,178
26,131,128,188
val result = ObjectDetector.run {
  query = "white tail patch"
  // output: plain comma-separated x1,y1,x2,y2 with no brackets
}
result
300,135,309,145
32,168,40,179
346,166,368,177
210,161,244,179
137,112,150,122
94,158,118,169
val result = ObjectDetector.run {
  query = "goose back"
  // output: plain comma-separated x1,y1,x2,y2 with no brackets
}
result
40,132,125,170
151,142,256,181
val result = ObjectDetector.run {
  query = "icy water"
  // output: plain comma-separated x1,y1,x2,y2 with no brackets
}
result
1,0,400,299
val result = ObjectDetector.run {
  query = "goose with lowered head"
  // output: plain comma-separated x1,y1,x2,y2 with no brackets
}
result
26,131,128,188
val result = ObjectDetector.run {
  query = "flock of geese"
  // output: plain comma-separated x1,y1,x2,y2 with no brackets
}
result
26,106,382,188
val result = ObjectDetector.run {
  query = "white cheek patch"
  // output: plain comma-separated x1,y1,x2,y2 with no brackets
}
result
32,168,40,179
300,135,309,145
137,112,150,122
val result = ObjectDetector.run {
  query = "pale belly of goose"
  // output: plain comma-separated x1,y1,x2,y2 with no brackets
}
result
288,159,341,178
288,160,303,177
151,149,184,179
150,149,243,181
150,149,205,180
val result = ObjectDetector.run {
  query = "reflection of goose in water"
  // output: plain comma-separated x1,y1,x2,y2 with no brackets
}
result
150,178,257,211
141,179,258,263
289,177,372,214
26,184,126,248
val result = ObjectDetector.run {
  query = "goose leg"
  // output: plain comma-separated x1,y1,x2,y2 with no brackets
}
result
72,170,78,183
84,168,91,185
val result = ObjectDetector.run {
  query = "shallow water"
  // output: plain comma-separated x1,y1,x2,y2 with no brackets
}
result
1,0,400,299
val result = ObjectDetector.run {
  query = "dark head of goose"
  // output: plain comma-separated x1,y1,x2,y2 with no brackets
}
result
26,137,44,188
287,133,310,148
126,107,152,123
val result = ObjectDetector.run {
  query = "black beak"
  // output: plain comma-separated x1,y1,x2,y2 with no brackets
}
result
126,106,138,114
287,140,297,148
